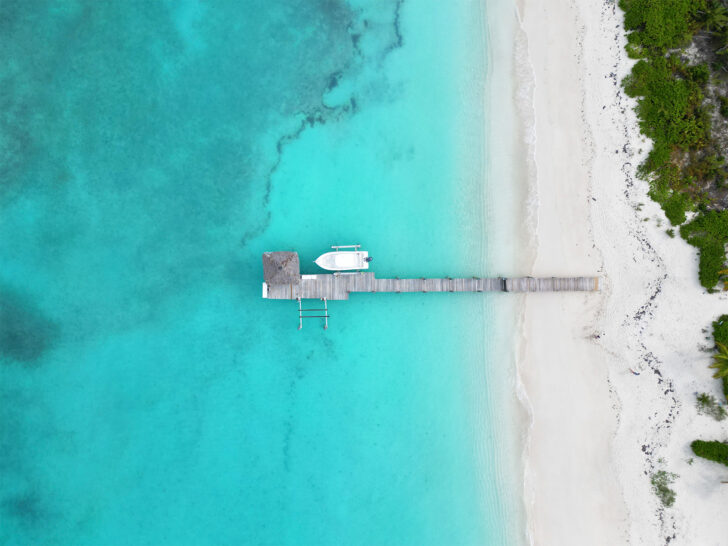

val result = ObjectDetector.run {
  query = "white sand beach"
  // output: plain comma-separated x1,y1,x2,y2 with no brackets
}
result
517,1,728,544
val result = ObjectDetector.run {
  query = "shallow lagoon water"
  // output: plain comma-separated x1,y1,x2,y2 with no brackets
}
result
0,1,524,544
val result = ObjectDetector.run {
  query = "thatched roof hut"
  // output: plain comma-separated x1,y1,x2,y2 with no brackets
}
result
262,252,300,285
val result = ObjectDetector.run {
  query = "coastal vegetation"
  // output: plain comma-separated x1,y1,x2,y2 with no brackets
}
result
709,342,728,376
650,470,678,507
713,314,728,401
691,440,728,467
695,392,727,420
690,317,728,474
620,0,728,289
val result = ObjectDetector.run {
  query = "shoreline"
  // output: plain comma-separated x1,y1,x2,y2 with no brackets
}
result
511,4,538,546
479,1,533,543
516,0,628,543
517,1,728,544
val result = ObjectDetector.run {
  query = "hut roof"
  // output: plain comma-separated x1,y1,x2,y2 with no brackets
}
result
262,252,300,285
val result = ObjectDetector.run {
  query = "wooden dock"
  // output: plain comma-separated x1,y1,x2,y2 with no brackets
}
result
263,272,599,300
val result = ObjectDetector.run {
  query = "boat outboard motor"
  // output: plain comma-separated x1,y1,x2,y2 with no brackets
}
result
365,256,373,262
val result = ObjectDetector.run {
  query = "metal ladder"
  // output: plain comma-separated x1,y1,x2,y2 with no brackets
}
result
297,298,329,330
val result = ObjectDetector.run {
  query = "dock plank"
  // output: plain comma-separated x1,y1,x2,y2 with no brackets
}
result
263,273,599,300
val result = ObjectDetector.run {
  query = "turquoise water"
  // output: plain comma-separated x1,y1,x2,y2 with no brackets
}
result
0,1,524,544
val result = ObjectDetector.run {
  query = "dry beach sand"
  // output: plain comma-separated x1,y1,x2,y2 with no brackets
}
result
516,0,728,544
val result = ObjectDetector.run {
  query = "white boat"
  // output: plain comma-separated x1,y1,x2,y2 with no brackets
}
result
314,245,372,271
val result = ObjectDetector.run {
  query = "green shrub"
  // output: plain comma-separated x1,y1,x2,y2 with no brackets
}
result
620,0,728,288
620,0,705,53
689,63,711,86
662,192,692,225
648,164,681,203
686,153,726,183
650,470,677,507
639,142,673,179
698,241,726,290
624,57,708,151
691,440,728,467
713,315,728,346
696,392,727,420
718,42,728,70
712,316,728,402
720,96,728,119
680,211,728,289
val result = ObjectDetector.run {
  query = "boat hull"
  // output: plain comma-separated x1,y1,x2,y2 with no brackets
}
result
314,250,369,271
